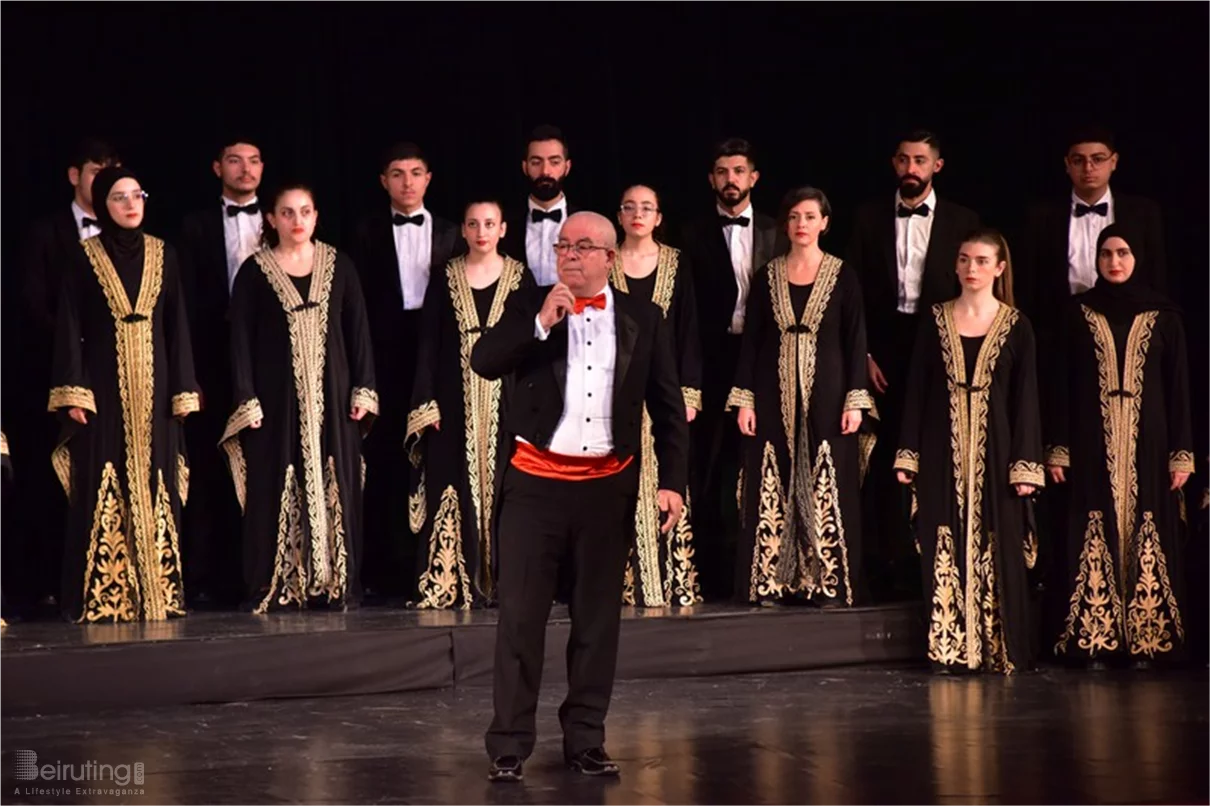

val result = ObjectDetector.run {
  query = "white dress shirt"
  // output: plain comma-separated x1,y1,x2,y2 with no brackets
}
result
221,196,263,294
525,196,569,287
71,201,101,241
718,201,754,334
894,188,937,314
1067,187,1115,295
529,283,617,456
391,205,433,310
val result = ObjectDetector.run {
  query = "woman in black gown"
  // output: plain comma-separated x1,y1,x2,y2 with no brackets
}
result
1047,223,1193,667
728,187,875,607
610,184,703,606
406,199,532,609
49,166,200,622
894,228,1043,674
223,184,378,613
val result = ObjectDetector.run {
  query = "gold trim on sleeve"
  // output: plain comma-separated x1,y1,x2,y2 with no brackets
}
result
405,400,441,465
351,387,380,415
219,397,264,513
893,449,919,474
48,385,97,413
1169,450,1195,474
682,387,702,411
1008,460,1045,487
726,387,755,410
1045,445,1070,468
843,389,874,411
172,392,201,418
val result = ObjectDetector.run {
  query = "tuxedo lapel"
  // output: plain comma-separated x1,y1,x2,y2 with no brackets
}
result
753,215,778,271
613,298,639,407
880,202,898,298
380,209,405,306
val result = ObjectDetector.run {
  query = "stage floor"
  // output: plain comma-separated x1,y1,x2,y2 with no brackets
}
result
3,665,1206,805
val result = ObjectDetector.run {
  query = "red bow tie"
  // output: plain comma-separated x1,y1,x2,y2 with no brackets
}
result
572,293,607,314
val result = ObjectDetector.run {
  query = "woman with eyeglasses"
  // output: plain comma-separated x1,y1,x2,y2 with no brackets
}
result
49,166,200,623
609,183,703,606
222,183,379,614
406,198,533,609
729,186,876,609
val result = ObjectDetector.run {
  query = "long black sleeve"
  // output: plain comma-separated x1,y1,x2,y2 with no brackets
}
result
893,316,934,477
48,256,95,414
1006,316,1046,488
469,286,544,381
839,265,873,412
726,265,769,411
1162,313,1194,474
671,250,703,410
405,266,445,461
163,245,201,418
646,311,690,496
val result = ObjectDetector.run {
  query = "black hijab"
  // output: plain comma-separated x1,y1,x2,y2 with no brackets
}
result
1078,222,1180,320
91,165,145,264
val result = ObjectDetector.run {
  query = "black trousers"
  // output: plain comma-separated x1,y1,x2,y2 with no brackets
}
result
485,461,638,761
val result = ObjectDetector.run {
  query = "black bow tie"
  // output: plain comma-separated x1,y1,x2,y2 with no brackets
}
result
393,213,425,227
80,217,98,229
897,203,929,218
531,208,563,224
718,215,750,228
1074,202,1109,218
226,204,259,217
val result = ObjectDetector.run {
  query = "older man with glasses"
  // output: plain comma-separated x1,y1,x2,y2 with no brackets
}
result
471,211,689,783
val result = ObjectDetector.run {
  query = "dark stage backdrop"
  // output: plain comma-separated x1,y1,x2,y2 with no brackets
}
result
1,2,1206,615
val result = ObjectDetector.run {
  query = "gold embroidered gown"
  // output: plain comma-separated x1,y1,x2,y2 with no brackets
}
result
609,244,703,607
727,255,876,606
894,301,1044,674
49,233,200,622
1047,298,1193,662
406,256,532,609
222,243,379,613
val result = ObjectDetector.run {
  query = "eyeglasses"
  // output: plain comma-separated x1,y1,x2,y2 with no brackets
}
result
1067,154,1112,169
108,190,149,205
553,241,611,256
619,203,659,217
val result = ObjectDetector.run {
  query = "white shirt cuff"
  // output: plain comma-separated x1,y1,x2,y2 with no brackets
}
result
533,314,550,341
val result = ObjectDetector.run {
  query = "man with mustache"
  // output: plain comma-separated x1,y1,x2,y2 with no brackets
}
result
502,125,579,286
679,137,786,600
177,135,267,609
846,129,979,601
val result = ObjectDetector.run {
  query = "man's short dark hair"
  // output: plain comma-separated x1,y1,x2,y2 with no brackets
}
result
70,137,120,171
380,142,430,175
896,129,942,156
215,135,262,162
1065,125,1116,155
711,137,756,170
525,125,569,159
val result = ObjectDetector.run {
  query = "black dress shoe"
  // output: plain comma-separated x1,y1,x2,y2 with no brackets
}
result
566,747,620,777
488,756,523,783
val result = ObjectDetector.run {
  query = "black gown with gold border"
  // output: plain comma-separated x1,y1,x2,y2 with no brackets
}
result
222,242,378,613
727,254,876,606
609,243,704,607
48,234,200,622
894,301,1045,674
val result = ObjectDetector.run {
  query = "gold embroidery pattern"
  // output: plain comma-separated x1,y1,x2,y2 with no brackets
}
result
804,440,853,605
448,256,525,598
1169,450,1194,473
1126,512,1184,657
927,526,967,667
177,453,190,507
1007,461,1045,486
416,485,472,610
171,392,200,417
976,532,1013,673
219,398,264,512
152,469,186,616
405,400,441,465
621,549,637,606
1046,445,1071,468
682,387,702,411
52,438,72,499
256,465,306,614
894,449,920,474
78,462,138,623
749,441,786,601
351,387,379,415
48,385,96,413
255,243,339,593
317,456,349,602
1083,306,1157,597
1024,529,1038,570
632,405,669,605
84,235,169,621
664,489,702,606
409,469,427,533
0,431,7,457
935,301,1018,668
610,243,680,314
843,389,874,411
726,387,755,410
1055,511,1124,656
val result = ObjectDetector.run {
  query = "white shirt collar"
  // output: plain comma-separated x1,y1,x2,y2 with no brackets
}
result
1071,186,1112,209
528,195,568,214
221,195,260,210
71,200,95,228
894,187,937,212
716,200,752,220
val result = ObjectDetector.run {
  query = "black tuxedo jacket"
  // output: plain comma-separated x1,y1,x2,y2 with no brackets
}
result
179,205,239,412
679,209,786,363
471,285,689,496
1019,193,1167,332
350,208,461,407
501,199,580,279
22,206,85,339
846,195,980,366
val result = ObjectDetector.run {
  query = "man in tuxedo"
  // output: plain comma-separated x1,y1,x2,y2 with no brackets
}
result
846,129,980,600
679,137,785,600
502,125,578,285
12,137,121,613
350,142,459,600
1020,126,1168,336
177,136,266,607
473,212,687,782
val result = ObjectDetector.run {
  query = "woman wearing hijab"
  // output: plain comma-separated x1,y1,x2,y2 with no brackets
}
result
49,166,200,623
1047,223,1194,668
222,183,377,614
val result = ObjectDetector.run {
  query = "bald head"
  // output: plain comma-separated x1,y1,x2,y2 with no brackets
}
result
555,210,617,296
